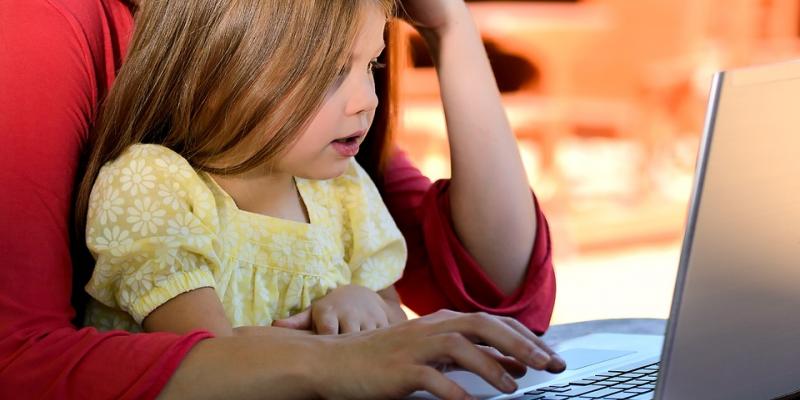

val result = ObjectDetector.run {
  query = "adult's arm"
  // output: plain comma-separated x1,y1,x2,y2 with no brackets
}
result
403,0,538,296
159,310,566,400
386,150,556,334
0,1,212,398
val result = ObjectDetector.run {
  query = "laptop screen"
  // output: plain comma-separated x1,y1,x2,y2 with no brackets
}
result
657,61,800,400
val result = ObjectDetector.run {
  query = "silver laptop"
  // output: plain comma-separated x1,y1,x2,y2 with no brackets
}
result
414,59,800,400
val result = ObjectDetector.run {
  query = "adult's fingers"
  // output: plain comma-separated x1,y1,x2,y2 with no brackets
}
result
441,346,528,378
406,366,471,400
425,312,553,370
498,316,566,373
479,346,529,378
421,333,518,394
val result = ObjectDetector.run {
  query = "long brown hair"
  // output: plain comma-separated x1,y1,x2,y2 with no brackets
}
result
75,0,396,238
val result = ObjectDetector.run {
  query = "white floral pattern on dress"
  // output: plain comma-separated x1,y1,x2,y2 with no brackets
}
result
92,226,133,257
126,197,166,236
119,159,156,196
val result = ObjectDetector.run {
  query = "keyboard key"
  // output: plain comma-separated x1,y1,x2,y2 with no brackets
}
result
612,384,637,390
606,392,642,399
608,359,659,374
530,358,660,400
551,385,606,397
582,388,625,398
539,385,570,393
525,390,546,395
618,373,647,379
594,380,620,386
572,379,602,386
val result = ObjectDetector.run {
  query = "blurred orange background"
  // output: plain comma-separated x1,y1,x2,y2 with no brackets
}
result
394,0,800,324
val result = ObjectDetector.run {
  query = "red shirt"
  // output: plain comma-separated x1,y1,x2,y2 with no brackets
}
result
0,0,555,398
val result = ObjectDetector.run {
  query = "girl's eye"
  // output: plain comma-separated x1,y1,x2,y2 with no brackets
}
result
368,59,386,73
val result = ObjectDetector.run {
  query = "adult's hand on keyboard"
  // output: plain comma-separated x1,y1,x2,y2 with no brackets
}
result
311,310,566,400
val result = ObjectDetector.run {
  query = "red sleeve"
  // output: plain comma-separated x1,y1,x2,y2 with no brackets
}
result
385,149,556,334
0,1,212,398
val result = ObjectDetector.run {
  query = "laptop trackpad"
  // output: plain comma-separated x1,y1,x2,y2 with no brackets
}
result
559,348,635,370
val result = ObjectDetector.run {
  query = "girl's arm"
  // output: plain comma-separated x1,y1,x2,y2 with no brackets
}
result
142,287,311,337
402,0,536,296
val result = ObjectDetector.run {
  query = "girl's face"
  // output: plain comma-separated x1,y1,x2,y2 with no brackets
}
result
274,4,386,180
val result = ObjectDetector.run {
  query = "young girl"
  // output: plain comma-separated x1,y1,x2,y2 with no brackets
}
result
76,0,407,336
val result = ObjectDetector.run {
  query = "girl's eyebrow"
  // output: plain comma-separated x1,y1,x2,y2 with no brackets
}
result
351,42,386,60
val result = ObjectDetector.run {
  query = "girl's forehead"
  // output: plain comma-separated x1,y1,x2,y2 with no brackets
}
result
350,4,387,57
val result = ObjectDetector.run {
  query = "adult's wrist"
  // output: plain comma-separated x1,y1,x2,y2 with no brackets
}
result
160,335,324,399
304,335,351,399
413,0,470,43
413,1,477,65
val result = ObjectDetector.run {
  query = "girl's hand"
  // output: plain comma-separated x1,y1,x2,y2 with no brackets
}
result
313,310,567,400
273,284,402,334
398,0,467,36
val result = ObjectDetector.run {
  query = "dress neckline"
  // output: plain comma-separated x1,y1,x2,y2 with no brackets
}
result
201,172,316,228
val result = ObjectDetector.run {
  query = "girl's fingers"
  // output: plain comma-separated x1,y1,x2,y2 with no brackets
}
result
340,317,361,334
375,317,389,329
271,308,312,330
361,321,378,332
314,309,340,335
374,308,390,329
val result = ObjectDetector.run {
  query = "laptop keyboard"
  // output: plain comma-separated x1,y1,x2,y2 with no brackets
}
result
518,358,659,400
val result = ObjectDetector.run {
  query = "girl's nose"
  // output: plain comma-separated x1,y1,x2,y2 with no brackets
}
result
345,74,379,116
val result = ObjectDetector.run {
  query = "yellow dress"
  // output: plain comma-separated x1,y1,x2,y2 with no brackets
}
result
84,144,407,332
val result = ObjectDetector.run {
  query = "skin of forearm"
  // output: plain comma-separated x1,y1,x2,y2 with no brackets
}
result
419,4,536,295
232,326,315,337
158,335,322,400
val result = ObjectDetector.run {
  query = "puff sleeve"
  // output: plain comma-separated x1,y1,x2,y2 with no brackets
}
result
85,145,223,324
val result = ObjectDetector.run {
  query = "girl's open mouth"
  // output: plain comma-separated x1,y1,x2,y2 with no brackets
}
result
331,135,361,157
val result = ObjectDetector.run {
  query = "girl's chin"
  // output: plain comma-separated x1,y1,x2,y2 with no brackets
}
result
293,161,349,181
